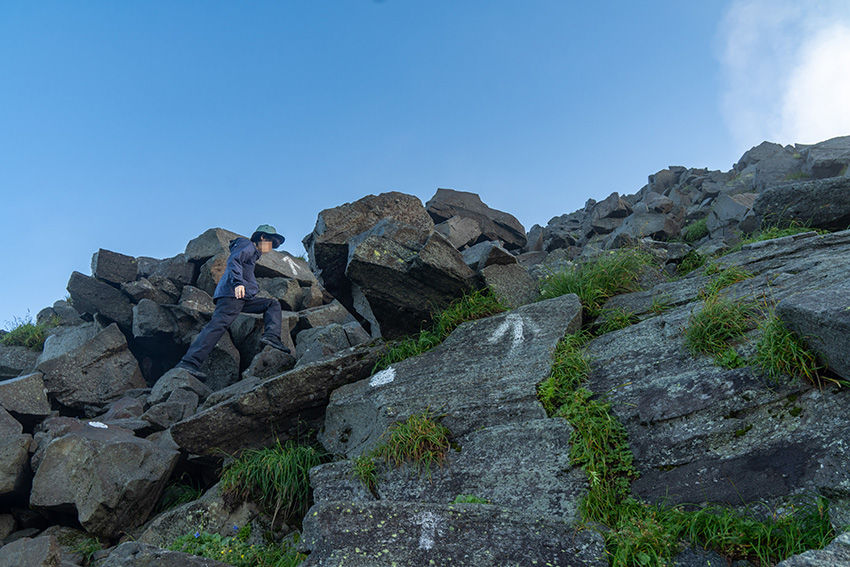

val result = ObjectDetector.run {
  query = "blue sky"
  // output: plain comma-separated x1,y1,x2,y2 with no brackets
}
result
2,0,850,327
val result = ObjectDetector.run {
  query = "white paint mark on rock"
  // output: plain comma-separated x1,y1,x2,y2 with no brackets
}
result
369,367,396,387
413,511,446,550
283,257,303,274
88,421,108,429
487,313,529,350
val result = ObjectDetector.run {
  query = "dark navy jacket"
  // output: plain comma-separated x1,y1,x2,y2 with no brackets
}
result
213,238,261,301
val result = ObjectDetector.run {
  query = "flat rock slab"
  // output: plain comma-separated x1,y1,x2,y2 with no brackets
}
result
299,501,607,567
320,294,582,458
170,343,385,455
0,372,51,418
101,542,231,567
312,418,586,522
0,535,61,567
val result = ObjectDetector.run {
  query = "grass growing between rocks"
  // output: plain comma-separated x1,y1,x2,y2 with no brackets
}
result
170,527,305,567
372,288,507,373
353,409,452,490
220,440,329,527
681,217,709,243
539,332,838,566
684,294,756,363
539,249,656,317
0,315,59,351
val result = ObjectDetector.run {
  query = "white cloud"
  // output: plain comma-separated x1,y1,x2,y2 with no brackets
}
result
719,0,850,151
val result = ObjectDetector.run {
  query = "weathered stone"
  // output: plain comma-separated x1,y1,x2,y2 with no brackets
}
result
147,254,197,289
30,420,180,538
121,277,175,305
36,299,84,327
295,322,370,368
608,212,681,242
257,277,301,310
37,322,100,364
100,542,231,567
184,227,240,262
256,251,317,285
320,294,582,458
0,515,14,542
461,240,517,272
426,188,526,250
753,176,850,232
801,135,850,178
752,146,805,190
706,192,757,238
132,298,176,338
242,346,296,380
66,271,133,331
36,323,146,410
101,395,146,421
91,248,139,285
0,535,61,567
0,344,38,382
479,263,538,308
142,388,199,430
198,331,240,393
776,530,850,566
648,168,681,194
0,372,51,418
305,192,436,311
299,501,606,567
178,285,214,315
170,343,384,455
433,216,483,249
294,300,356,335
228,313,295,372
0,406,21,436
346,229,476,338
196,253,227,297
543,211,583,251
149,368,212,405
0,432,31,495
777,281,850,380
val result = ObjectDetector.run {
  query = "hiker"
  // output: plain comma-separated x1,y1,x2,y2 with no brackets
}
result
175,224,290,380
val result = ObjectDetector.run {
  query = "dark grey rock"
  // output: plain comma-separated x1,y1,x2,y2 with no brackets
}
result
121,277,176,305
36,299,84,327
608,212,682,242
642,191,674,214
0,344,38,382
178,285,214,315
433,215,483,249
142,388,199,430
91,248,139,285
320,294,581,458
735,141,787,171
30,420,180,538
426,188,527,250
170,343,384,456
147,254,197,290
480,263,538,308
36,323,146,410
66,271,133,331
256,250,318,285
257,277,301,311
304,191,434,310
753,176,850,231
148,368,212,405
461,240,517,272
198,331,240,393
0,432,31,495
184,227,240,263
37,322,100,364
100,542,231,567
295,323,369,367
543,211,583,251
299,501,606,567
707,192,757,238
0,535,61,567
753,146,805,191
295,301,356,335
801,135,850,179
777,281,850,380
0,372,51,419
242,346,296,379
195,252,227,297
0,515,14,543
132,298,176,338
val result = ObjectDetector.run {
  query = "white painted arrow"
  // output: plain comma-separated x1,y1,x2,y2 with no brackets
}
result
283,256,303,275
487,313,539,351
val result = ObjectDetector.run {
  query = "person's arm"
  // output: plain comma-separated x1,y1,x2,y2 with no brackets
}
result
226,244,252,298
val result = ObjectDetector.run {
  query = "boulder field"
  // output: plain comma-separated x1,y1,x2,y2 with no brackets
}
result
1,135,850,566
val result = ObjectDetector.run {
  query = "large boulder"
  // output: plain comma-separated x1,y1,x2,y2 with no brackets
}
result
425,188,527,250
0,535,61,567
170,343,384,456
801,135,850,178
66,271,134,331
91,248,139,285
30,420,180,538
706,192,758,238
294,322,370,367
0,372,52,421
36,323,146,410
753,176,850,231
0,344,38,382
0,407,30,496
303,191,434,308
345,222,476,338
183,227,240,263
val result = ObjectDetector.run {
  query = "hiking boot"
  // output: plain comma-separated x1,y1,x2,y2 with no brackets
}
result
175,361,208,381
260,335,291,354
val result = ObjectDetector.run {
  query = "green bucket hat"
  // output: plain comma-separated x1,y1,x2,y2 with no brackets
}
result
252,224,285,249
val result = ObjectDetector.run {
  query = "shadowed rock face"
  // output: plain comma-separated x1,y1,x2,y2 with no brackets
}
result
426,188,527,250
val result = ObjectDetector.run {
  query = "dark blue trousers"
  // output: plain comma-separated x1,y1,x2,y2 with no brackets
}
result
180,296,282,369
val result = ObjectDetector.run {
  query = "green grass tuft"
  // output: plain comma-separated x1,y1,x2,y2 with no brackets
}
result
700,265,754,297
596,308,640,335
170,530,305,567
539,249,656,316
373,288,507,372
684,294,756,360
751,314,827,386
682,217,709,243
220,440,328,526
1,315,59,351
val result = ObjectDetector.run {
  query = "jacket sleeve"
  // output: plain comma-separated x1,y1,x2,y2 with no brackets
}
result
227,245,252,287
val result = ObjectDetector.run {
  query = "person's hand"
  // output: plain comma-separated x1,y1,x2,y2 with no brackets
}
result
234,285,246,299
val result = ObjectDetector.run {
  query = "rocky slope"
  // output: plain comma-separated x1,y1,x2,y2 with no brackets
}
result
1,136,850,566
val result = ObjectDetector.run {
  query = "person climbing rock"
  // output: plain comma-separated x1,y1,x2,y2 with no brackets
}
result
175,224,290,381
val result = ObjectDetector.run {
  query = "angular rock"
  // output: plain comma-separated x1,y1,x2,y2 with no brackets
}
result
0,535,61,567
196,253,227,297
300,501,606,567
91,248,139,285
320,294,582,458
36,323,145,410
184,227,240,262
777,281,850,380
753,146,805,190
426,188,527,250
198,330,240,393
608,212,681,242
37,322,100,364
801,135,850,178
170,343,384,455
0,431,31,495
753,176,850,232
0,514,14,542
461,240,517,272
148,368,212,405
0,372,51,419
0,344,38,381
257,277,301,311
304,192,435,309
294,301,356,335
706,192,757,238
30,420,180,538
229,312,295,372
66,271,133,331
36,299,84,327
345,228,476,338
133,298,176,338
479,263,538,308
178,285,214,315
433,216,483,249
146,254,197,289
543,211,583,251
100,542,231,567
295,322,370,368
256,250,317,285
142,388,199,430
121,277,176,305
242,346,296,380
